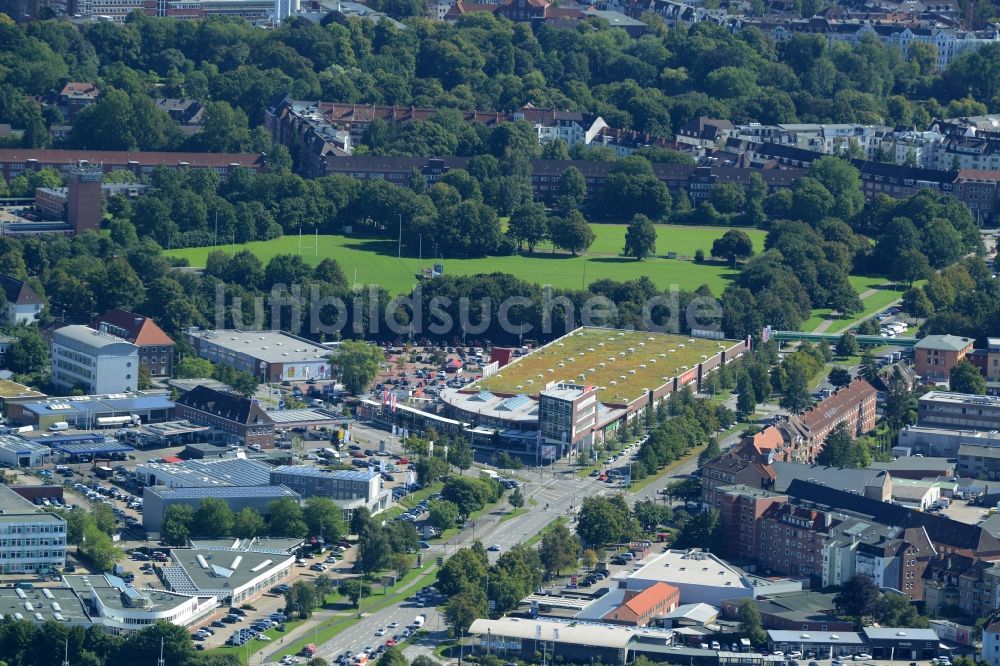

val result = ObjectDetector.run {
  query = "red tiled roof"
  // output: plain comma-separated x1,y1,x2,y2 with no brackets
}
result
799,378,876,434
92,308,174,347
623,582,678,617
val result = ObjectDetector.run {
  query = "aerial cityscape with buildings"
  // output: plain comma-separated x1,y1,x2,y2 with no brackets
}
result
2,0,1000,664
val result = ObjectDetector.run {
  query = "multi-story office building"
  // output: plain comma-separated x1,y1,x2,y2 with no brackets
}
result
0,485,66,574
918,392,1000,431
50,325,139,395
538,383,599,452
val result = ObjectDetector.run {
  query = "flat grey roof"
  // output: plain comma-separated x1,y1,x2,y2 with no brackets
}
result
267,408,340,424
0,485,47,514
271,465,376,482
0,435,49,454
145,485,300,500
165,547,293,596
863,627,939,641
629,550,750,590
53,325,137,351
189,329,334,364
138,458,272,487
767,630,863,644
63,574,201,615
0,583,91,625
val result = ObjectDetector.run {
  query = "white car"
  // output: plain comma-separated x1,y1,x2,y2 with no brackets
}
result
375,628,387,636
788,652,802,659
256,634,271,641
387,622,399,628
772,651,784,657
854,655,872,661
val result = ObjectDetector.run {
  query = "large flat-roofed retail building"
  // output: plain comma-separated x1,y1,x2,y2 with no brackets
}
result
135,457,272,489
269,466,389,516
0,485,66,574
186,329,335,382
623,549,754,606
439,327,746,461
142,485,301,532
159,541,295,605
5,392,174,429
65,574,218,635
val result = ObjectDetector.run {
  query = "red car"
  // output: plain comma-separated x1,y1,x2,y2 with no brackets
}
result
398,457,410,465
385,639,397,647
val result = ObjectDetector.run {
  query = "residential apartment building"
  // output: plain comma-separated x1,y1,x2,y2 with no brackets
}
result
983,620,1000,666
0,149,265,185
914,334,974,381
92,309,175,377
758,19,1000,70
700,454,774,508
0,485,66,575
58,83,98,119
50,325,139,395
174,386,275,448
778,378,878,463
756,503,831,581
712,485,788,564
0,275,43,325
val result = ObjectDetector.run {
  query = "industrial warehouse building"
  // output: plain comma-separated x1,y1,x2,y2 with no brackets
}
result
6,392,174,429
142,485,301,533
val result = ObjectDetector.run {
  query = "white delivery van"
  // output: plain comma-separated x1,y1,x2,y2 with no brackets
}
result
49,422,69,432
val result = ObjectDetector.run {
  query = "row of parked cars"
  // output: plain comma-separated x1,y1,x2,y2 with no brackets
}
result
222,609,289,647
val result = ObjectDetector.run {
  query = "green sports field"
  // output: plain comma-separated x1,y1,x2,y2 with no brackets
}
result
166,224,767,297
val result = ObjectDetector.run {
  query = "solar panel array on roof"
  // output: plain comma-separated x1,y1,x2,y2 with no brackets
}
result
501,394,531,411
50,442,134,455
20,394,174,415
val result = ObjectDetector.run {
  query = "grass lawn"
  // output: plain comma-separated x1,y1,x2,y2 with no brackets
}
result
165,226,766,297
800,276,904,333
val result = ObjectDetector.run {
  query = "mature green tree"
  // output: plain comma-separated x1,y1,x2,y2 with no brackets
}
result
7,326,49,374
339,578,371,608
828,366,853,388
443,589,487,635
816,421,871,468
576,496,637,546
428,499,460,532
507,202,548,253
336,340,385,395
119,621,195,666
738,598,767,646
623,214,657,260
80,524,122,572
232,507,265,538
712,229,755,267
193,497,235,537
836,332,859,357
698,437,721,466
446,437,473,472
160,504,194,546
358,525,392,574
285,580,320,618
303,496,347,542
859,350,880,383
951,360,987,394
672,509,723,551
92,503,117,535
548,210,595,256
508,486,524,510
376,647,409,666
267,497,308,538
780,362,813,414
835,575,880,618
736,371,757,420
436,547,487,596
538,523,581,574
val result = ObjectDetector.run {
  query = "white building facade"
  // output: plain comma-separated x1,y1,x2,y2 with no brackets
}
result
50,325,139,395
